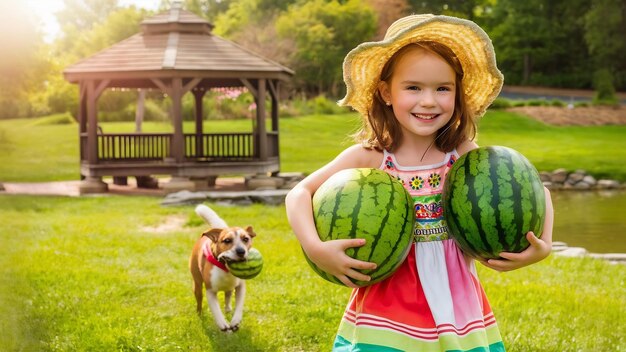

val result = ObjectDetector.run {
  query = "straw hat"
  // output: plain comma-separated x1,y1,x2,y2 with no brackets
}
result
339,14,503,119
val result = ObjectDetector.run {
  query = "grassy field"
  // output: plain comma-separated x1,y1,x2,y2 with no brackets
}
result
0,195,624,351
1,111,625,182
1,112,625,351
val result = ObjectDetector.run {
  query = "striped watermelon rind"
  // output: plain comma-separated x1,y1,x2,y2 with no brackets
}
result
309,168,415,287
226,248,263,279
443,146,546,259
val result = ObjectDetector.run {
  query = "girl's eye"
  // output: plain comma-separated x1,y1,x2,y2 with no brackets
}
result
406,86,419,91
437,86,452,92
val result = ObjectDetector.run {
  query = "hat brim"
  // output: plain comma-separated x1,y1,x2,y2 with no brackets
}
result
339,15,503,119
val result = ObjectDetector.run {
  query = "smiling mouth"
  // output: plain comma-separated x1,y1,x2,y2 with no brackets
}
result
411,113,438,120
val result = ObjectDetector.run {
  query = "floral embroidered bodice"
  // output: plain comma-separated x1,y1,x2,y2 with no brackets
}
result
380,149,459,242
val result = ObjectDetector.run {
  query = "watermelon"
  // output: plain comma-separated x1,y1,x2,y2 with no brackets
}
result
226,248,263,279
442,146,546,260
308,168,415,287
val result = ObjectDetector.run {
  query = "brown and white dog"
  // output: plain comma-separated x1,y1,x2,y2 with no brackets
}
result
189,204,256,332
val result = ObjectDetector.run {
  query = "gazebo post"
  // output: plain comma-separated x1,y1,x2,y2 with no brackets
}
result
193,88,206,157
171,77,184,163
79,79,108,194
257,78,268,161
78,82,87,168
269,80,280,176
270,81,279,132
163,77,195,192
189,87,216,189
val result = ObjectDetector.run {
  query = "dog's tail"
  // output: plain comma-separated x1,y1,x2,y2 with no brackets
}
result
195,204,228,229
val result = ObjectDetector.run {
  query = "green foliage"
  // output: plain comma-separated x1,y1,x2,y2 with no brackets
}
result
488,0,593,88
138,99,169,122
213,0,259,37
405,0,491,20
592,69,619,106
56,0,119,32
489,98,513,109
584,0,624,102
308,95,349,115
492,98,567,109
549,99,566,107
275,0,377,95
28,113,76,126
0,2,51,119
584,0,624,67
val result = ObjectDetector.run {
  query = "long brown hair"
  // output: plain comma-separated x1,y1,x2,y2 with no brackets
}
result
355,41,476,152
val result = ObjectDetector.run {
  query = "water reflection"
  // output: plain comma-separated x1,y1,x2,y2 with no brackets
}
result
552,190,626,254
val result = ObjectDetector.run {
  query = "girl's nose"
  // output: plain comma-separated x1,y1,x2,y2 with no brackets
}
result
419,90,436,107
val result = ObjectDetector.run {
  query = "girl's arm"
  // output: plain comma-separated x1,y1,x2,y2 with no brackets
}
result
285,145,382,288
481,187,554,272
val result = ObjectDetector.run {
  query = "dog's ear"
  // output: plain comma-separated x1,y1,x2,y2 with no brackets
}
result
245,226,256,238
202,228,223,242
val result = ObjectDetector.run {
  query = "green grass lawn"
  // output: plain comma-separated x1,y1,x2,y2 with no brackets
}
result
1,112,625,350
1,110,625,182
0,195,623,351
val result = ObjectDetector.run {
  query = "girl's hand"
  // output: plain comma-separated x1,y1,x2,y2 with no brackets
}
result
304,238,377,288
480,187,554,272
480,231,551,272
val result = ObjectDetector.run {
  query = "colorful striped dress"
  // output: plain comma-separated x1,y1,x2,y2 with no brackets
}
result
333,150,505,352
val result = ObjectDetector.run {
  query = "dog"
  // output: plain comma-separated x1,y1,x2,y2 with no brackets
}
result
190,204,256,332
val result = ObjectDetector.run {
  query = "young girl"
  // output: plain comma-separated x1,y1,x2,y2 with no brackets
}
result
286,14,554,352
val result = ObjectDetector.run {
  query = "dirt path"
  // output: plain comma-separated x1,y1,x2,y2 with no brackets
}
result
506,106,626,126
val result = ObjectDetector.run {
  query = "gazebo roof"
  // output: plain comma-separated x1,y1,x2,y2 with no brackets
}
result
63,4,293,85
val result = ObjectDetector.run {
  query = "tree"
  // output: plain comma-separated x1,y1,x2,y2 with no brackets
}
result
585,0,625,103
276,0,377,96
55,0,119,53
488,0,592,88
404,0,492,21
0,1,50,118
366,0,410,40
46,6,150,116
56,0,119,31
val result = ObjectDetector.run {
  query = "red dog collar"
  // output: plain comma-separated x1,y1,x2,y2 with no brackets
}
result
202,241,229,272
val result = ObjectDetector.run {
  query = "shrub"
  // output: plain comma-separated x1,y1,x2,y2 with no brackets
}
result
279,96,313,117
307,95,348,115
29,113,76,126
527,99,547,106
549,99,566,107
592,69,619,106
489,97,513,109
122,99,168,122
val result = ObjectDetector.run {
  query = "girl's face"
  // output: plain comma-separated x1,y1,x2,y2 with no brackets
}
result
379,47,456,141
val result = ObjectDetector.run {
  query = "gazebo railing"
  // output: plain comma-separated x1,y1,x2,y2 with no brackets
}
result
82,132,278,162
185,132,254,160
97,133,172,161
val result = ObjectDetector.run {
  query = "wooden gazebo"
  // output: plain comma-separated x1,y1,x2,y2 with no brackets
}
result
63,2,293,194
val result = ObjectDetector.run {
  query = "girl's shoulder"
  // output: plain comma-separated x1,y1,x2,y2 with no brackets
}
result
456,139,479,156
338,144,384,168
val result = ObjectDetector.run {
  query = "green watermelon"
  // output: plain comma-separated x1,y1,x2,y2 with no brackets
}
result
308,168,415,287
442,146,546,260
227,248,263,279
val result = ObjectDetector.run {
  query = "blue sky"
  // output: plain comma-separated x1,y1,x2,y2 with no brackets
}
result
24,0,161,42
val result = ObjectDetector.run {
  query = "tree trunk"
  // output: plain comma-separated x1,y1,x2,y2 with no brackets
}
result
523,53,531,85
135,89,145,133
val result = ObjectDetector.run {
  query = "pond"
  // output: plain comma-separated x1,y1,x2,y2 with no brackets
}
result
552,190,626,254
